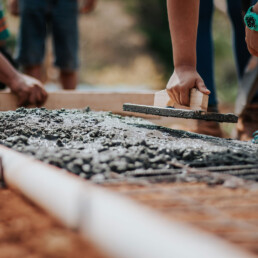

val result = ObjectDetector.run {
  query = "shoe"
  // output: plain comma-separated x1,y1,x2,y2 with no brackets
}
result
191,107,223,138
192,120,224,138
236,104,258,141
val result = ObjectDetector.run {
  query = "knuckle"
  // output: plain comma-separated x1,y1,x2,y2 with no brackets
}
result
171,87,177,93
174,85,181,92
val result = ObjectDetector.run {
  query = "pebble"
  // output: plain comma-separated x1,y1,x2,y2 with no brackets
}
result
0,108,257,183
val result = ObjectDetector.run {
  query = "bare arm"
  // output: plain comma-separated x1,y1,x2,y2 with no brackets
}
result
167,0,199,67
166,0,210,106
0,53,47,106
7,0,19,16
245,3,258,56
0,52,21,85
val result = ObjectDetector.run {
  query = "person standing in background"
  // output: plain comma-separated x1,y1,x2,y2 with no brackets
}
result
8,0,97,90
0,0,18,90
194,0,252,137
9,0,80,90
0,0,47,106
166,0,258,140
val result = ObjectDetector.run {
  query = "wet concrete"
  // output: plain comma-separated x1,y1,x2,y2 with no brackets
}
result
0,108,257,183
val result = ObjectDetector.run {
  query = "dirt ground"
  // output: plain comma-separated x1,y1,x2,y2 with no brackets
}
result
104,181,258,256
0,188,107,258
0,107,257,257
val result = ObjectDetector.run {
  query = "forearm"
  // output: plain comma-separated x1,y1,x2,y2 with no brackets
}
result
253,2,258,13
0,53,20,88
167,0,200,68
245,1,258,57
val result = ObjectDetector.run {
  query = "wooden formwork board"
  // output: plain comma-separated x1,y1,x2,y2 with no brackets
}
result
0,90,196,127
0,90,154,113
0,90,157,120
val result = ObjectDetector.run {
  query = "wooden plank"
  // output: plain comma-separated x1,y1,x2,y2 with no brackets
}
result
0,90,197,127
0,90,155,111
0,90,154,115
154,90,175,107
189,88,209,111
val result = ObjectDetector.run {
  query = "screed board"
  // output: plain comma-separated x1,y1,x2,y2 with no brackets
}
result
123,103,238,123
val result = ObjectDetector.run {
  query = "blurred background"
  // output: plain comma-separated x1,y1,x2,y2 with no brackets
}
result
5,0,238,110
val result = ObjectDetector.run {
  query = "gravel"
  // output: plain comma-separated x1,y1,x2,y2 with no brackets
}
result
0,108,257,183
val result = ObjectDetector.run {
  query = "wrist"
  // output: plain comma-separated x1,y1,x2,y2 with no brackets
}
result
173,51,196,69
253,3,258,14
245,5,258,31
8,72,23,92
174,60,196,68
174,65,197,72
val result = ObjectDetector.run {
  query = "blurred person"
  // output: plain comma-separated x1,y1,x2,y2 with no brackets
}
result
245,3,258,55
238,1,258,140
0,55,48,106
0,1,47,106
0,0,18,90
166,0,258,140
9,0,80,90
8,0,97,90
195,0,251,137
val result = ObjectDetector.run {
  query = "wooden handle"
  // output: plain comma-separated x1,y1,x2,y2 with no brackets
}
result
154,89,209,111
189,88,209,111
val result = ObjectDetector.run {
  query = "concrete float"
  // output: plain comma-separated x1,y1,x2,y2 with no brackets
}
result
0,145,253,258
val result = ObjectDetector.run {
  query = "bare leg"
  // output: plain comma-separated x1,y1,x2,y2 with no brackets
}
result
60,70,77,90
24,65,43,82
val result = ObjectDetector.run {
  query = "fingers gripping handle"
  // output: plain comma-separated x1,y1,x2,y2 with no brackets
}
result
189,88,209,111
154,89,209,111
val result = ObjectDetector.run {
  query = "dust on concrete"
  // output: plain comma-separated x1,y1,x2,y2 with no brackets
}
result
0,108,257,183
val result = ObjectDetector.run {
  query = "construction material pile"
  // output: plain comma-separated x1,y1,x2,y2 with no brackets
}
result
0,108,257,183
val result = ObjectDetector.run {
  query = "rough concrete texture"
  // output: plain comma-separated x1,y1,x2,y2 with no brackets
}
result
123,104,238,123
0,108,257,183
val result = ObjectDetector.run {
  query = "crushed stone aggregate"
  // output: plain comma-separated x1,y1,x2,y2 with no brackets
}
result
0,108,257,184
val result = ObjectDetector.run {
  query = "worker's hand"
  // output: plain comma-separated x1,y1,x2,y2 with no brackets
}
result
9,74,48,107
245,27,258,57
245,3,258,57
7,0,19,16
166,66,210,106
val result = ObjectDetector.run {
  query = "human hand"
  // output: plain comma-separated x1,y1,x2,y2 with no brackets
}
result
245,3,258,57
166,66,210,106
245,27,258,56
7,0,19,16
9,74,48,107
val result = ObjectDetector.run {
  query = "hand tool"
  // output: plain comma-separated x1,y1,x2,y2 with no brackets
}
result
123,89,238,123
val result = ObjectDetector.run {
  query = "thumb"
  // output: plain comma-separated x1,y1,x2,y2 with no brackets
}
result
196,79,210,95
